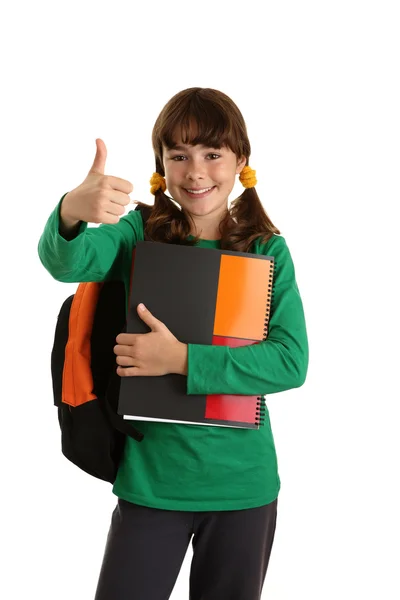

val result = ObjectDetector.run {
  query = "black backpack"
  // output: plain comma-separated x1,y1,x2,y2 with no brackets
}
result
51,204,151,483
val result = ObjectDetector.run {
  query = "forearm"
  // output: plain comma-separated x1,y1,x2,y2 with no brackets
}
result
187,335,308,396
37,195,131,283
186,269,309,395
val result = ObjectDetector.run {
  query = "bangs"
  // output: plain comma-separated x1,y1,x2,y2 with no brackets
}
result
160,96,239,153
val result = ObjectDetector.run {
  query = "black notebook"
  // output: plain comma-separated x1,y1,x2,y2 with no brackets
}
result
118,241,274,429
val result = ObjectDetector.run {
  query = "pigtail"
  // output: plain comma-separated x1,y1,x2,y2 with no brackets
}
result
222,186,281,252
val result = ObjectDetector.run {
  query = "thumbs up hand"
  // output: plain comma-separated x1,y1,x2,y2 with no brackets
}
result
60,138,134,227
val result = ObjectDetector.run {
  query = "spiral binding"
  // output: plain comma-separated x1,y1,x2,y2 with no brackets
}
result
263,258,275,341
255,396,266,426
256,258,275,427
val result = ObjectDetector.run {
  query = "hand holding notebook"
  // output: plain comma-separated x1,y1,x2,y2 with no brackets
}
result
114,303,188,377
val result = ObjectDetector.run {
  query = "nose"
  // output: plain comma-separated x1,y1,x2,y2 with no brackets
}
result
185,158,206,182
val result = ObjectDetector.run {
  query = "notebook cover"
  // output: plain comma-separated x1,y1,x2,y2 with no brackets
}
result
118,241,274,429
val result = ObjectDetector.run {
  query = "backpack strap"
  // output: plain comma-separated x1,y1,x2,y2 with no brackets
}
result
62,282,103,407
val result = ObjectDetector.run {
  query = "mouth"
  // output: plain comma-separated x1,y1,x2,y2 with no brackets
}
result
183,186,216,199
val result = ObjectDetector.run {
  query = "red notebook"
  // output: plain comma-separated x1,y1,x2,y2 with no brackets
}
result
118,241,274,429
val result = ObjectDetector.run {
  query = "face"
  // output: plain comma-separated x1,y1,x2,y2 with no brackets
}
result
162,140,246,238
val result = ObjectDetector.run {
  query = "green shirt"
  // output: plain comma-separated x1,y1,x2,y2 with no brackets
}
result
38,195,309,511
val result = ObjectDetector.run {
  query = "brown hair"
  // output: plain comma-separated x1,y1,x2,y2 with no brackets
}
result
135,87,280,252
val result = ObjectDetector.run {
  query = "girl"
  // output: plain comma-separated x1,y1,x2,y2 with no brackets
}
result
38,87,309,600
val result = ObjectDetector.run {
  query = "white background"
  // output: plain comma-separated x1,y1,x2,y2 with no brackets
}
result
1,1,399,598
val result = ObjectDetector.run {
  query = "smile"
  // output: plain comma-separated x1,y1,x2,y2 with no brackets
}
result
184,186,215,198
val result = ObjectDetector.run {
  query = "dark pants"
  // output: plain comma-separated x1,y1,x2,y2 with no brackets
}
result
94,496,278,600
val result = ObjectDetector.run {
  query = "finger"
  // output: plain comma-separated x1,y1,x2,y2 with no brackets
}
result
116,333,138,345
105,203,126,218
107,175,134,195
108,189,133,208
114,343,134,355
117,365,141,377
104,204,125,223
137,304,163,331
115,355,136,367
89,138,107,175
88,138,133,194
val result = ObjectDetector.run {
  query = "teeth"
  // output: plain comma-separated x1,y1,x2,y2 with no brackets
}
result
187,187,212,194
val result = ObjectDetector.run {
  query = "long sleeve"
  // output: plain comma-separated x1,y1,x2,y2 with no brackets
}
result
186,234,309,396
37,194,143,283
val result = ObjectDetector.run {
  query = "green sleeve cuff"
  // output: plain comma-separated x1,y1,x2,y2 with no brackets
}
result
37,194,89,282
187,343,229,395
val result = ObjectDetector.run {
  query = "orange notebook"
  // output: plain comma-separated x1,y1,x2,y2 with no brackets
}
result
118,241,274,429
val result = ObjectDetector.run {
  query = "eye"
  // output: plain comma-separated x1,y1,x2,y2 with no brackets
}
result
171,155,186,161
207,153,221,160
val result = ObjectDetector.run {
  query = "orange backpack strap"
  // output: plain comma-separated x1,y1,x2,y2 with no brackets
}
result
62,282,104,407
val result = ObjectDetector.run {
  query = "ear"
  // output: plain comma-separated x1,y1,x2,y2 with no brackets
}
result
236,155,247,174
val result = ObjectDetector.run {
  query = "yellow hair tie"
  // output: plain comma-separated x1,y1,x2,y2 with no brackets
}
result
239,165,257,188
150,172,166,195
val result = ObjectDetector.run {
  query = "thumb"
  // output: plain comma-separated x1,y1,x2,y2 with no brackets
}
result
89,138,107,175
137,303,163,331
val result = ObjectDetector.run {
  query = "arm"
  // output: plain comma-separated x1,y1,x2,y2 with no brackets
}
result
37,194,142,283
186,235,309,395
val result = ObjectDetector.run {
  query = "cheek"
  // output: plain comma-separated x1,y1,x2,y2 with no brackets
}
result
165,163,184,183
212,164,235,182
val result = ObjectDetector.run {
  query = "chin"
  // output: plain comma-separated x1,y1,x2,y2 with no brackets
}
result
186,204,219,215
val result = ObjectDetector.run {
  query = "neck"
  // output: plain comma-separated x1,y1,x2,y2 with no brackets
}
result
188,209,228,241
